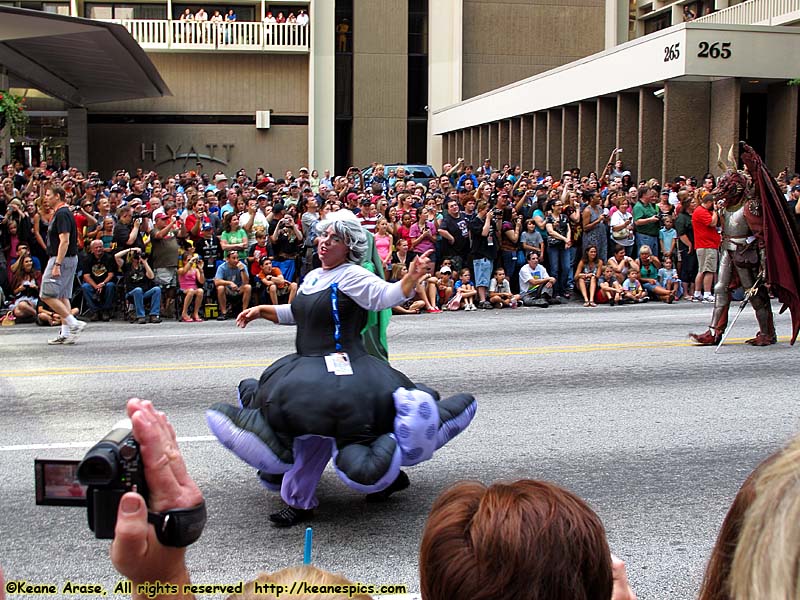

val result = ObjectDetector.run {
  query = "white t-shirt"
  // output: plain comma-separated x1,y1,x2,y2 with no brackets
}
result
239,210,269,244
489,278,511,294
518,263,550,292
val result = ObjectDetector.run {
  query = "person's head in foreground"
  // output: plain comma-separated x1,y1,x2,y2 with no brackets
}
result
730,432,800,600
419,479,615,600
698,431,800,600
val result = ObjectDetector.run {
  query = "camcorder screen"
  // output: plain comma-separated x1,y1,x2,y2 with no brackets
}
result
34,459,87,507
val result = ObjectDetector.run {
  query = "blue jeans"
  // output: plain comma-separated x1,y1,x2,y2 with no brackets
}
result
566,245,576,290
127,286,162,318
81,281,116,312
636,233,659,258
546,245,571,296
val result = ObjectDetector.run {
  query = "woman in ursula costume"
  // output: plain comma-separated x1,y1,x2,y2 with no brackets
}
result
206,211,477,527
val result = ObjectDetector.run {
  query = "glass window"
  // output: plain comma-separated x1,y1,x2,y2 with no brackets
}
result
86,4,113,19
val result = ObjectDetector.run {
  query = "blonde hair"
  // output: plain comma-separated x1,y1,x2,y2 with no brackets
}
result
228,565,372,600
729,435,800,600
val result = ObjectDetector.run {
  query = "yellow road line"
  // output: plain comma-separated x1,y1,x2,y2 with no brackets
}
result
1,336,791,379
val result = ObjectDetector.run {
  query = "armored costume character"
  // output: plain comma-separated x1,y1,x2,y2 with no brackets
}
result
691,143,800,346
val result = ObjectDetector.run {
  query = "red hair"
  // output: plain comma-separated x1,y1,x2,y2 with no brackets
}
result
419,480,613,600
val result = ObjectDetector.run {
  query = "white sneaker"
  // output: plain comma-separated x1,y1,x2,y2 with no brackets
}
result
69,320,87,337
48,334,75,345
702,296,715,304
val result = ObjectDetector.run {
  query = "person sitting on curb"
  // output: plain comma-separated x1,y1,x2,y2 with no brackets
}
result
214,250,251,320
115,247,162,324
518,251,558,307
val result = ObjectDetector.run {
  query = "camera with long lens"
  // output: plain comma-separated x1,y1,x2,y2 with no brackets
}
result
35,419,148,539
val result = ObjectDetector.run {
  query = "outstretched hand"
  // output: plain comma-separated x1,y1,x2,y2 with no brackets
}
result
111,398,202,587
408,249,434,282
236,306,262,328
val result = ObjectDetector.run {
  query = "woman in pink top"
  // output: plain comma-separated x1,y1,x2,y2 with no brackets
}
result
374,218,393,276
177,247,206,322
409,206,438,261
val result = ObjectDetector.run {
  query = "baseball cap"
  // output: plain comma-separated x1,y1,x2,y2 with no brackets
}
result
214,174,228,183
201,222,214,231
272,202,286,212
346,192,358,202
298,166,309,173
791,184,800,192
440,266,452,274
153,208,167,219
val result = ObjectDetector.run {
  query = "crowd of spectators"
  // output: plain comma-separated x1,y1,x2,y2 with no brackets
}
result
1,152,799,326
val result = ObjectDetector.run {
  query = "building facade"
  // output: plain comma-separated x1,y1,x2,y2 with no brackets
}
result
4,0,796,179
5,0,605,177
431,0,800,180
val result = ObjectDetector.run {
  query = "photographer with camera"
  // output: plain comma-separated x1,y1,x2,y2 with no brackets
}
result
115,247,162,324
183,198,212,245
269,205,302,283
113,206,148,253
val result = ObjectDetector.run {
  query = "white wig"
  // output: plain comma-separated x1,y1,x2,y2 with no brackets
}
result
316,210,368,264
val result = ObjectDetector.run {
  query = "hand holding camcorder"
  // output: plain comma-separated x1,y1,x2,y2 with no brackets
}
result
35,400,206,548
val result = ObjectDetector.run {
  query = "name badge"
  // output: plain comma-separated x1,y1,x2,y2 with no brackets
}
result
325,352,353,376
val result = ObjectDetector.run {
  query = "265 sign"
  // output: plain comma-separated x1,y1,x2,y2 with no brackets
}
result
697,41,732,59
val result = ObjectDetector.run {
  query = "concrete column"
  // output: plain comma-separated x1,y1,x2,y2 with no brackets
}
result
562,105,578,173
663,81,710,182
510,118,521,167
67,108,88,173
498,120,510,166
596,97,616,172
547,109,563,174
709,78,741,178
471,126,481,167
638,87,664,183
487,122,497,164
352,0,407,167
616,93,639,180
308,0,335,174
427,0,462,167
533,112,547,170
455,130,464,163
479,124,490,166
766,82,798,172
440,134,449,167
0,69,9,166
521,115,533,169
578,101,597,174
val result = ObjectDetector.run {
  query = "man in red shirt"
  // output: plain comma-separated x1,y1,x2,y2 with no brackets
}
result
691,193,720,302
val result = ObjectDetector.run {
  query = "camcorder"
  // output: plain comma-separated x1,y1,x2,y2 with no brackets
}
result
35,419,207,546
35,419,147,539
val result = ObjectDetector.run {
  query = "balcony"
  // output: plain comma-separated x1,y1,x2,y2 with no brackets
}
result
101,20,310,52
694,0,800,25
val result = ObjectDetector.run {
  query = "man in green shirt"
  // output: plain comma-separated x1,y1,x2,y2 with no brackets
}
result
632,189,660,258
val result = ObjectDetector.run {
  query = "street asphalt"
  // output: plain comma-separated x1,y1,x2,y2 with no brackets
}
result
1,300,798,599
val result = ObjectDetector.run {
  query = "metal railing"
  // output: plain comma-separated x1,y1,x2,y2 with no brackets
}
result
102,20,310,51
694,0,800,25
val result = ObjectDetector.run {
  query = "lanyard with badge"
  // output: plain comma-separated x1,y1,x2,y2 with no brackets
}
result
323,283,353,376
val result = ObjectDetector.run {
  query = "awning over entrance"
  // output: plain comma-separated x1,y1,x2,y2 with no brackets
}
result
0,6,170,106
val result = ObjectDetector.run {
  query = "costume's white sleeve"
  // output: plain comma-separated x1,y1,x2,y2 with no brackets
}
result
338,265,413,310
275,304,296,325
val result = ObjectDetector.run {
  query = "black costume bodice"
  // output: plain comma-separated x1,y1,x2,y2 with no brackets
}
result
292,287,368,357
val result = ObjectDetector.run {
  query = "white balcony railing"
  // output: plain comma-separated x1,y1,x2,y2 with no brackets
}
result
103,20,310,52
694,0,800,25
